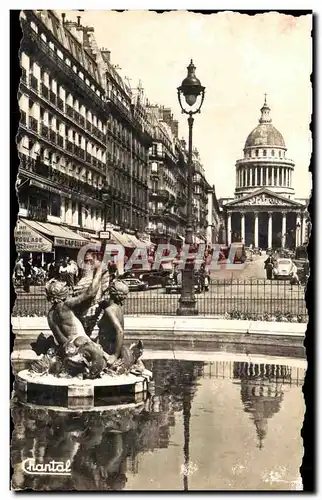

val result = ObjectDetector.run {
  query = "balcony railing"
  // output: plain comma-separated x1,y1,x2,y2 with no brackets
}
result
19,154,102,201
22,20,107,114
28,205,48,222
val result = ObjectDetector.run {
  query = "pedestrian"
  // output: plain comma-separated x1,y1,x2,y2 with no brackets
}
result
23,257,33,293
290,262,299,288
48,260,60,280
14,257,25,286
264,255,274,280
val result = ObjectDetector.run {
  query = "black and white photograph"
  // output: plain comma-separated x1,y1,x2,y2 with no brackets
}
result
10,8,312,492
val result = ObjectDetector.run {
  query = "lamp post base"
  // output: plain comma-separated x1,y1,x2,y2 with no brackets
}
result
176,298,199,316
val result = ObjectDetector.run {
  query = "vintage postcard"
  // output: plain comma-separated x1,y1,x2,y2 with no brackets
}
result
11,9,312,491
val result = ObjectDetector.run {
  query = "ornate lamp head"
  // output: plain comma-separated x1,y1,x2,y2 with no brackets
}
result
177,60,205,114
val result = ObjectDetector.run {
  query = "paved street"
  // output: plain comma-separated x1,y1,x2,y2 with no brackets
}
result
209,254,267,280
12,251,307,319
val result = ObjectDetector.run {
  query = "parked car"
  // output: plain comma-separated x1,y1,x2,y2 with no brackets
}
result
272,258,295,280
120,278,149,291
164,271,208,294
138,269,172,288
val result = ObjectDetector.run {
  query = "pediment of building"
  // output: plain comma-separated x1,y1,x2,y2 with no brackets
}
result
225,189,305,209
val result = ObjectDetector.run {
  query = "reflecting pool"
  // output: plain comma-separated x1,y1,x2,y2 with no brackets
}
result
11,356,305,491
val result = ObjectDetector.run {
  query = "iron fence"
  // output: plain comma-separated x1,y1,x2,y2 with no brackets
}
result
11,279,307,321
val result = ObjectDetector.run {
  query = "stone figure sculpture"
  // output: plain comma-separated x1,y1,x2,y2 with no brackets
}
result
30,262,150,380
30,260,109,379
97,281,149,377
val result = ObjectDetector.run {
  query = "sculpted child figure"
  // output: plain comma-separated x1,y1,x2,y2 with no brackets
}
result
98,281,149,376
39,258,109,378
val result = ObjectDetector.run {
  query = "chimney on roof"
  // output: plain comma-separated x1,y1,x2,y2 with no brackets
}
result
101,48,111,62
77,15,81,26
61,13,66,24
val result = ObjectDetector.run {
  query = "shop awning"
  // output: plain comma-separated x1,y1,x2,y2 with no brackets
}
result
15,219,53,253
126,234,151,248
22,220,89,248
110,230,135,248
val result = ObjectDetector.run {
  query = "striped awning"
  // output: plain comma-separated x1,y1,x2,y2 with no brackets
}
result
110,230,135,248
22,220,89,248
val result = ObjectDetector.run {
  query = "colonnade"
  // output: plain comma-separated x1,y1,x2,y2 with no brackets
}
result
236,166,293,189
227,210,306,248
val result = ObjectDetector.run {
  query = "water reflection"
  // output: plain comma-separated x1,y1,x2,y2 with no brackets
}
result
11,359,305,491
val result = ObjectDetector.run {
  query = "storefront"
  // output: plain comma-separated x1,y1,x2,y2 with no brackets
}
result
14,219,54,266
20,219,89,262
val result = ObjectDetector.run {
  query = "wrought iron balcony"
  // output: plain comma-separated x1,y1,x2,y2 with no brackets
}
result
19,154,103,201
22,20,107,114
28,205,48,222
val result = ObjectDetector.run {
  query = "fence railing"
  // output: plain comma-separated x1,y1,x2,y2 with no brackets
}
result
11,279,307,322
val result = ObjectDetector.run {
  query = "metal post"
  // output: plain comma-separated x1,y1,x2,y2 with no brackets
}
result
177,113,197,316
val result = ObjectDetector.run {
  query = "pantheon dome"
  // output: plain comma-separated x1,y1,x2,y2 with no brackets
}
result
235,97,295,199
244,110,286,150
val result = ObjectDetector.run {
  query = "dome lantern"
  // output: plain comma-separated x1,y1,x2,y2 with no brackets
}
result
259,93,272,124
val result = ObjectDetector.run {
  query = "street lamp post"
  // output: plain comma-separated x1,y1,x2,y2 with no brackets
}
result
176,60,205,316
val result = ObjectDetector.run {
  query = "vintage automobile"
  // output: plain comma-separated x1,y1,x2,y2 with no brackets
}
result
119,277,149,291
164,270,209,294
272,258,295,280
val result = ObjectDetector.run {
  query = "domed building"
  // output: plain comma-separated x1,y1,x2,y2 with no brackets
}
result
222,97,308,249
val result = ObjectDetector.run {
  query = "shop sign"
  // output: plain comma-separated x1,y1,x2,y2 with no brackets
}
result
54,237,87,248
99,231,111,240
14,221,52,252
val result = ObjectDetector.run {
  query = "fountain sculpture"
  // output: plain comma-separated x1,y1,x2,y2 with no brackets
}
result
14,259,152,410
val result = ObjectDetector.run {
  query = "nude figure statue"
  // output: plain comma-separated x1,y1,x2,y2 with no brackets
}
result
31,260,110,379
97,281,150,377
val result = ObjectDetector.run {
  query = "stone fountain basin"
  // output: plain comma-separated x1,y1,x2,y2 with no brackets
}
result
14,370,149,410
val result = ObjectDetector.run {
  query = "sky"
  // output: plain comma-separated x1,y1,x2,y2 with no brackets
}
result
62,10,312,199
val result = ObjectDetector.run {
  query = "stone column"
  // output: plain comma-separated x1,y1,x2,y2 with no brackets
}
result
301,213,307,245
254,212,259,248
281,212,287,248
296,212,301,246
268,212,273,248
241,212,245,243
227,212,232,245
260,167,263,186
255,167,258,186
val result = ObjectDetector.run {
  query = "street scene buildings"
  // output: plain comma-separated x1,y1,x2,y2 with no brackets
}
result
11,10,311,492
